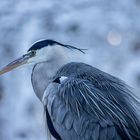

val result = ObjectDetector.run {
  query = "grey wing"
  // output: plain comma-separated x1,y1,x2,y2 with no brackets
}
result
43,78,123,140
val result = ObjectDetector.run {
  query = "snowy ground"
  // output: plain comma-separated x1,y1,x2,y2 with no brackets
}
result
0,0,140,140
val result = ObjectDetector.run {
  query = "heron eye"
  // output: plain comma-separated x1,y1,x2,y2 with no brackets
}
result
30,50,36,56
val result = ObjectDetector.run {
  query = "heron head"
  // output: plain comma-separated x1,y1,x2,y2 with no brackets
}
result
0,39,86,75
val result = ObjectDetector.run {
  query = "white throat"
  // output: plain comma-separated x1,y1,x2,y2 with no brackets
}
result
31,45,72,101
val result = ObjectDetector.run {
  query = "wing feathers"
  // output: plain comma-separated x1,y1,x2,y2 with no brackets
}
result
43,74,140,140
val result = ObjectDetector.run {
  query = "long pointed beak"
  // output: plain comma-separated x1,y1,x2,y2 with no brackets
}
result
0,52,33,76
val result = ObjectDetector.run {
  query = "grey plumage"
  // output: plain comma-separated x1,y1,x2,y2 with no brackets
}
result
40,62,140,140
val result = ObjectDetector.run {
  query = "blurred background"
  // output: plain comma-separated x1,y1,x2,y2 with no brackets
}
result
0,0,140,140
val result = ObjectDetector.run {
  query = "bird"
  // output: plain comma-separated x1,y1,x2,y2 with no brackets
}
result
0,39,140,140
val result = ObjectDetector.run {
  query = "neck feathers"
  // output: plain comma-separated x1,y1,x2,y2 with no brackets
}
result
31,47,70,101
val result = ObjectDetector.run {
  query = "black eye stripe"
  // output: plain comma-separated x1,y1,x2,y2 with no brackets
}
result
28,39,57,52
28,39,86,54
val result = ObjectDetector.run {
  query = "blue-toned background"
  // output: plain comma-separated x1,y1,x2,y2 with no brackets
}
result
0,0,140,140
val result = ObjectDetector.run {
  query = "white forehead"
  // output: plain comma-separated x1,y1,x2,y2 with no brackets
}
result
37,44,65,58
27,44,65,63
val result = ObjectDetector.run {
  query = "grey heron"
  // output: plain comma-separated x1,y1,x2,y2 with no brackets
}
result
0,39,140,140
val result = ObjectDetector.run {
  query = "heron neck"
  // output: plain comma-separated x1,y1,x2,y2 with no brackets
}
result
31,51,70,101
